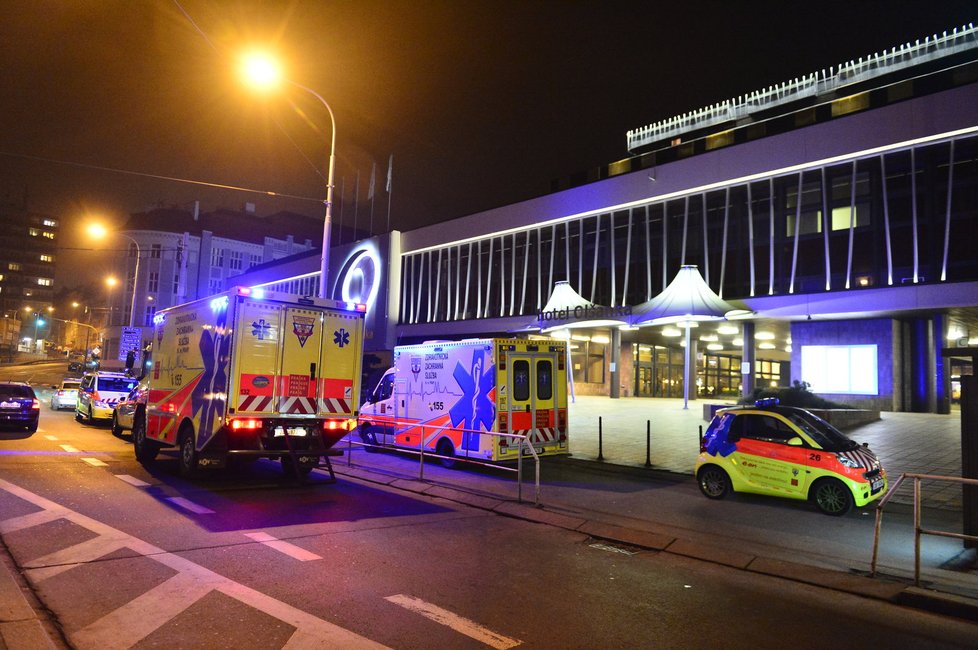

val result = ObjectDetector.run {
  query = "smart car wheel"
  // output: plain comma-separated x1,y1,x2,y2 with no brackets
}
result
812,478,853,516
697,465,730,499
86,406,95,425
111,413,123,437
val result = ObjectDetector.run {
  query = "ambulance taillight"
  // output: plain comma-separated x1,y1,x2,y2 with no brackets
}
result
231,418,262,431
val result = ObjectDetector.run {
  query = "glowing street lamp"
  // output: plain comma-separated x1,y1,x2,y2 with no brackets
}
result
240,50,336,299
89,224,141,328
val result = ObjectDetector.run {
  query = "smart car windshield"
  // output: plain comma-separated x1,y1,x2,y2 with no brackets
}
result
784,410,857,452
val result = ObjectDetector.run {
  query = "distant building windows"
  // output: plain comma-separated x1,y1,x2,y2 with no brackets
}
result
40,254,54,263
229,251,243,271
42,219,57,227
8,263,21,271
249,254,262,268
173,273,180,293
37,278,53,287
151,244,161,259
144,305,156,327
42,231,55,239
28,228,39,237
208,279,223,294
148,271,159,293
210,248,225,267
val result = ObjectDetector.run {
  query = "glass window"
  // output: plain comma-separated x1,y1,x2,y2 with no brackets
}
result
513,360,530,401
151,244,161,259
537,360,553,400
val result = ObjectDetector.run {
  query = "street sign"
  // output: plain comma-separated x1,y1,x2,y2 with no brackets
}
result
118,327,142,361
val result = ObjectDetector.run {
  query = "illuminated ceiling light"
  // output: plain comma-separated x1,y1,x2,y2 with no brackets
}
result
662,328,683,337
591,335,611,344
550,329,570,340
699,334,719,342
707,343,723,351
755,331,776,340
717,324,739,335
679,340,687,347
785,345,793,352
571,334,591,342
733,338,743,346
758,342,776,350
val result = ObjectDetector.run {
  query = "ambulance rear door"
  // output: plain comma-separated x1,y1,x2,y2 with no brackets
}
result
316,308,362,417
278,304,326,415
505,346,560,453
230,297,284,415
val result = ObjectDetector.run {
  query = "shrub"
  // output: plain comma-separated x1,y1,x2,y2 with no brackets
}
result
738,380,852,409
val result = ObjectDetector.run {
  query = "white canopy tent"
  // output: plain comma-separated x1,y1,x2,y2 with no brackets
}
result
631,265,749,409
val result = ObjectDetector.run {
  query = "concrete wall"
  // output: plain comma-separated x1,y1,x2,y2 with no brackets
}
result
791,318,896,411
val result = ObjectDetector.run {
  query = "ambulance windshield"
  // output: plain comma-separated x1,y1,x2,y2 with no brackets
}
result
784,410,858,452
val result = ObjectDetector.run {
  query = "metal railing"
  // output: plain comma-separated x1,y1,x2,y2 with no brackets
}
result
870,472,978,585
627,23,978,152
346,422,542,505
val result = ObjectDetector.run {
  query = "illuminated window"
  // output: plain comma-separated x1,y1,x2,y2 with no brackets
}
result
28,228,39,237
43,219,57,227
8,263,20,271
37,278,53,286
42,231,55,239
801,345,878,395
40,254,54,263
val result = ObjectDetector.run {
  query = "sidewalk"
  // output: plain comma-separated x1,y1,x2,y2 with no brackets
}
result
564,395,964,510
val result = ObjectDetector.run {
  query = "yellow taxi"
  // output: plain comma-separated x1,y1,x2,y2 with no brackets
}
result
695,399,887,515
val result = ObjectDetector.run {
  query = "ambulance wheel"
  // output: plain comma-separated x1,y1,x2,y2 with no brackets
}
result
178,427,199,478
697,465,730,499
812,478,853,516
133,416,158,464
436,438,457,469
358,426,379,452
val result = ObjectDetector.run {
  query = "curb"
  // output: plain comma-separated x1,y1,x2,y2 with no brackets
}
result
0,539,66,649
334,463,978,622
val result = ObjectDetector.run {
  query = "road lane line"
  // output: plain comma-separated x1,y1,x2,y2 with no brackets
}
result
115,474,151,487
385,594,521,649
244,532,322,561
59,444,79,453
81,457,108,467
44,435,57,441
165,496,216,514
0,478,392,649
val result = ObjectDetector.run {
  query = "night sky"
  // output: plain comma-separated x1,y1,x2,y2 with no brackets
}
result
2,1,976,288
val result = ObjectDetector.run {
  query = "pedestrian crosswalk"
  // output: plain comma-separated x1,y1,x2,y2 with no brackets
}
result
0,478,521,649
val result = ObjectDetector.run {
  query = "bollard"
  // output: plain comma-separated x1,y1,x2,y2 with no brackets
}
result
699,424,703,449
645,419,652,468
597,416,604,461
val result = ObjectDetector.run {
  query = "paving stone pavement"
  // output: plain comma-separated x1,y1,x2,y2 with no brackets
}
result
566,396,964,510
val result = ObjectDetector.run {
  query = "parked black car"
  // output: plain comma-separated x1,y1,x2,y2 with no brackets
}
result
0,382,40,433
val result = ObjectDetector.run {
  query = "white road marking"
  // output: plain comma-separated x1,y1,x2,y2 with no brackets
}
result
44,435,57,441
385,594,522,649
59,444,79,453
244,532,322,562
0,478,391,649
165,496,216,514
115,474,150,487
81,457,108,467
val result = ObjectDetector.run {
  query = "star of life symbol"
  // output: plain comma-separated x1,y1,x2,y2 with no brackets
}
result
251,319,271,340
333,328,350,348
293,316,316,348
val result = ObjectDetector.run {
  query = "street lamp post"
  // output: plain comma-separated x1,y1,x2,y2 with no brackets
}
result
241,54,335,299
90,225,141,328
